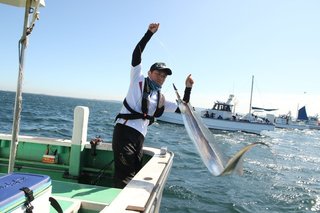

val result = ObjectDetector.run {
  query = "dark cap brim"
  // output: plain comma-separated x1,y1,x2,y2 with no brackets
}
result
158,68,172,75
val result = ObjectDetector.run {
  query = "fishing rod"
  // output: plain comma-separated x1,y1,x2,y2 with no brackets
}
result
91,160,114,185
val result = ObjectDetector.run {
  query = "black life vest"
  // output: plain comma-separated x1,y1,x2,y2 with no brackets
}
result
115,78,165,125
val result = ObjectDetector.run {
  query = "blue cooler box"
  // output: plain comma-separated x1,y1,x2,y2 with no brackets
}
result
0,173,52,213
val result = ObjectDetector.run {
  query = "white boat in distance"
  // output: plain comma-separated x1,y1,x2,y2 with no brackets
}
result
274,111,309,130
307,116,320,130
158,94,275,135
296,106,320,130
273,106,320,130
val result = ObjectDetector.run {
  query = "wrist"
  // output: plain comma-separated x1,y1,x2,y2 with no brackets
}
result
147,30,154,35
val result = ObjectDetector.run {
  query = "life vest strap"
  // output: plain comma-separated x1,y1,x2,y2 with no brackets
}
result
114,78,163,125
115,112,155,124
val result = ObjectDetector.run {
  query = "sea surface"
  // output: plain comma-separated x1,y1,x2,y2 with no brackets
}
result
1,90,320,213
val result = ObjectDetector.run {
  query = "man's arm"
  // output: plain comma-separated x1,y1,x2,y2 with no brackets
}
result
182,74,194,103
175,74,194,112
131,23,159,67
174,87,192,113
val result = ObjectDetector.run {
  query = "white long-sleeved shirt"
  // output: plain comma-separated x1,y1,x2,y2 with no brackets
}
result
116,64,177,137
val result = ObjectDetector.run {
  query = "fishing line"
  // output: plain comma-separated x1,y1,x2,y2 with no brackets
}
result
154,36,178,95
154,36,177,66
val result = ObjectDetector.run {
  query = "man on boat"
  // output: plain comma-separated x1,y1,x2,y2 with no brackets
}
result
112,23,194,188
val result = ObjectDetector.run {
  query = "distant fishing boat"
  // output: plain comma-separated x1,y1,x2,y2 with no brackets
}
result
159,96,274,135
297,106,320,130
307,115,320,130
158,76,275,135
0,1,173,212
273,111,309,130
273,106,320,130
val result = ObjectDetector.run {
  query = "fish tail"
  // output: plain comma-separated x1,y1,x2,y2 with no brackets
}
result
220,142,269,176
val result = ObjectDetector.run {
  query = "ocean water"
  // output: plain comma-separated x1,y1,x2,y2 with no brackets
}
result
1,90,320,213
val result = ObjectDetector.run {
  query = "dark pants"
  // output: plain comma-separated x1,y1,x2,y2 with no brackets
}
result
112,123,144,188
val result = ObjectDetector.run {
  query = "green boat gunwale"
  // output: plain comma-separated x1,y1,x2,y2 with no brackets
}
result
0,105,174,212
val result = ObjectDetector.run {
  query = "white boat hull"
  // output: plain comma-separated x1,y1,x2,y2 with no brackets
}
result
158,112,274,134
308,125,320,130
274,123,309,130
274,117,309,130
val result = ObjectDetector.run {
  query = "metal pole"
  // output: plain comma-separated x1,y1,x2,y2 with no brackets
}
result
248,75,254,115
8,0,31,173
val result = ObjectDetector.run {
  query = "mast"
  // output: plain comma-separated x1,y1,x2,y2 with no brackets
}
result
7,0,44,173
248,75,254,115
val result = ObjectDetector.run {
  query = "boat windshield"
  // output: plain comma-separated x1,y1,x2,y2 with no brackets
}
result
212,103,232,112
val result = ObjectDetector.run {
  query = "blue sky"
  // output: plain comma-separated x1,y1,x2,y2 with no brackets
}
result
0,0,319,116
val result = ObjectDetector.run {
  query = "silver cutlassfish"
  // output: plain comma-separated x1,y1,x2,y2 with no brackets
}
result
173,84,268,176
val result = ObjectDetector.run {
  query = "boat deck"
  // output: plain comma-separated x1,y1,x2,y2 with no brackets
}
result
50,180,121,212
52,180,121,205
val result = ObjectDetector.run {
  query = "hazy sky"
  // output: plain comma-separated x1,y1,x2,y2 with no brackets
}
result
0,0,319,116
